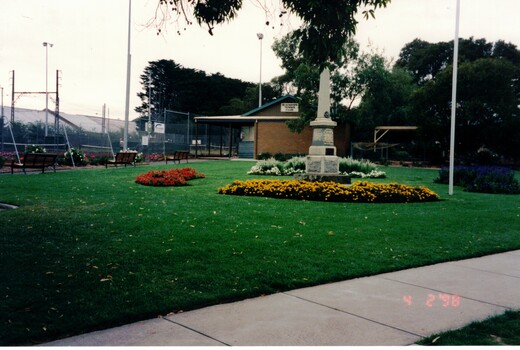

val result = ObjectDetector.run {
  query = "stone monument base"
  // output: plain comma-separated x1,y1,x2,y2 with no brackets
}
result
294,173,351,185
306,155,339,174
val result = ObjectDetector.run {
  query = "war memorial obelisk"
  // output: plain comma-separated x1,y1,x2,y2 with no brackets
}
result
295,68,350,184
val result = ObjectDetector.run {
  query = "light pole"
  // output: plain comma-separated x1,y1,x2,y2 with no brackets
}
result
257,33,264,107
43,42,53,138
1,86,4,152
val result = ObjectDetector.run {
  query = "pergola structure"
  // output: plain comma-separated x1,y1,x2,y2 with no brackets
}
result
373,126,418,151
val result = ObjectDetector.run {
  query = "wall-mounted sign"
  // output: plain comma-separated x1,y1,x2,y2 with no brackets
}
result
281,103,299,113
142,135,149,146
154,122,165,134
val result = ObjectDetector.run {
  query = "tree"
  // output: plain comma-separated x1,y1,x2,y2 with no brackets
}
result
154,0,390,67
218,84,281,114
396,37,520,84
136,59,254,118
353,65,416,141
272,32,409,133
411,58,520,161
272,32,364,131
394,39,452,84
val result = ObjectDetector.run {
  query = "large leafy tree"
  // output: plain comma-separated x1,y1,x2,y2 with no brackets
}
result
395,37,520,84
353,64,416,141
154,0,390,67
411,57,520,161
272,31,413,134
136,59,254,118
272,32,366,131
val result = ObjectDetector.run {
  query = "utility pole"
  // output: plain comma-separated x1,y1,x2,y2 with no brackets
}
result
11,70,15,124
55,70,60,143
257,33,264,107
43,42,54,137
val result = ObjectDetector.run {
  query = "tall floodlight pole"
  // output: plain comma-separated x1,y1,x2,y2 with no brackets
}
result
257,33,264,107
449,0,461,195
123,0,132,150
1,86,4,152
148,72,152,135
43,42,53,137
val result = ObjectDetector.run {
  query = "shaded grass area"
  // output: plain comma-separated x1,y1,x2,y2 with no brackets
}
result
418,310,520,345
1,161,519,345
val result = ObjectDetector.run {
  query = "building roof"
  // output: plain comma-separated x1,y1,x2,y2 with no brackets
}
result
194,95,299,124
4,107,135,134
243,95,297,116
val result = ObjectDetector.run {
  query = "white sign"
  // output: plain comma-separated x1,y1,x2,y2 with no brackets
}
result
142,135,149,146
154,122,165,134
281,103,299,113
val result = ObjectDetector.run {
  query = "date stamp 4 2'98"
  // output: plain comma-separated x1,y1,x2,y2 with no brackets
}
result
403,293,461,308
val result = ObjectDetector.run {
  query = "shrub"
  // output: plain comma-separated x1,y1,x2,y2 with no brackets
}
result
218,179,440,203
283,156,306,175
339,157,379,175
273,152,287,162
0,152,18,167
25,144,46,153
257,152,272,160
435,166,520,194
135,167,205,187
134,152,145,163
63,148,86,166
247,158,283,175
248,156,386,178
148,153,164,162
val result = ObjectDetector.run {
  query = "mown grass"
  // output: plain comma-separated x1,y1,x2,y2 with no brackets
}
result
1,161,519,345
418,310,520,345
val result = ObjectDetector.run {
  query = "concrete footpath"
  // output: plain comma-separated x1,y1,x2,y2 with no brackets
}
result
44,250,520,346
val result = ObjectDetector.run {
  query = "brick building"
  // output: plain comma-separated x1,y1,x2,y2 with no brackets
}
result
194,95,351,159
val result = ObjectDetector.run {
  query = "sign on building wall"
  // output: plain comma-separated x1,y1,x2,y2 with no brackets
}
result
154,122,165,134
281,103,299,113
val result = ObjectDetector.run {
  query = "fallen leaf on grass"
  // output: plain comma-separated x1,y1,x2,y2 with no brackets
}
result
100,275,113,282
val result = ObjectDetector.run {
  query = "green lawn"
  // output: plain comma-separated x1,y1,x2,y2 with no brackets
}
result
1,161,519,345
418,310,520,345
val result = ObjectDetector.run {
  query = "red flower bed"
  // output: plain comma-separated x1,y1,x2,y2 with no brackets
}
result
135,167,205,187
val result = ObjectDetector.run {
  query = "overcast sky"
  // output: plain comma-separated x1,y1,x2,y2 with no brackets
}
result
1,0,519,120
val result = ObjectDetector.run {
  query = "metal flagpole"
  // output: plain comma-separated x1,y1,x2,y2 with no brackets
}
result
123,0,132,150
449,0,461,196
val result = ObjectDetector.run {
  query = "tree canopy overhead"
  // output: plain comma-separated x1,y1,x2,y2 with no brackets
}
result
155,0,390,67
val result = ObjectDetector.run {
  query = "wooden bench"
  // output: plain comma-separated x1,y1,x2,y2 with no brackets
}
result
11,153,58,174
165,151,190,164
106,152,137,168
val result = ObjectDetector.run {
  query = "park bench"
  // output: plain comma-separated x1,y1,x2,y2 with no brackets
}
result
11,153,58,174
106,152,137,168
165,151,190,164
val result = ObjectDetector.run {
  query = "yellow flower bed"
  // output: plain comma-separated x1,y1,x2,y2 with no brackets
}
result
218,180,440,203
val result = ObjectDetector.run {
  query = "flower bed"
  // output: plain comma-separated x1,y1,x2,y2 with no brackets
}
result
135,167,205,187
218,179,440,203
247,156,386,178
435,166,520,194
